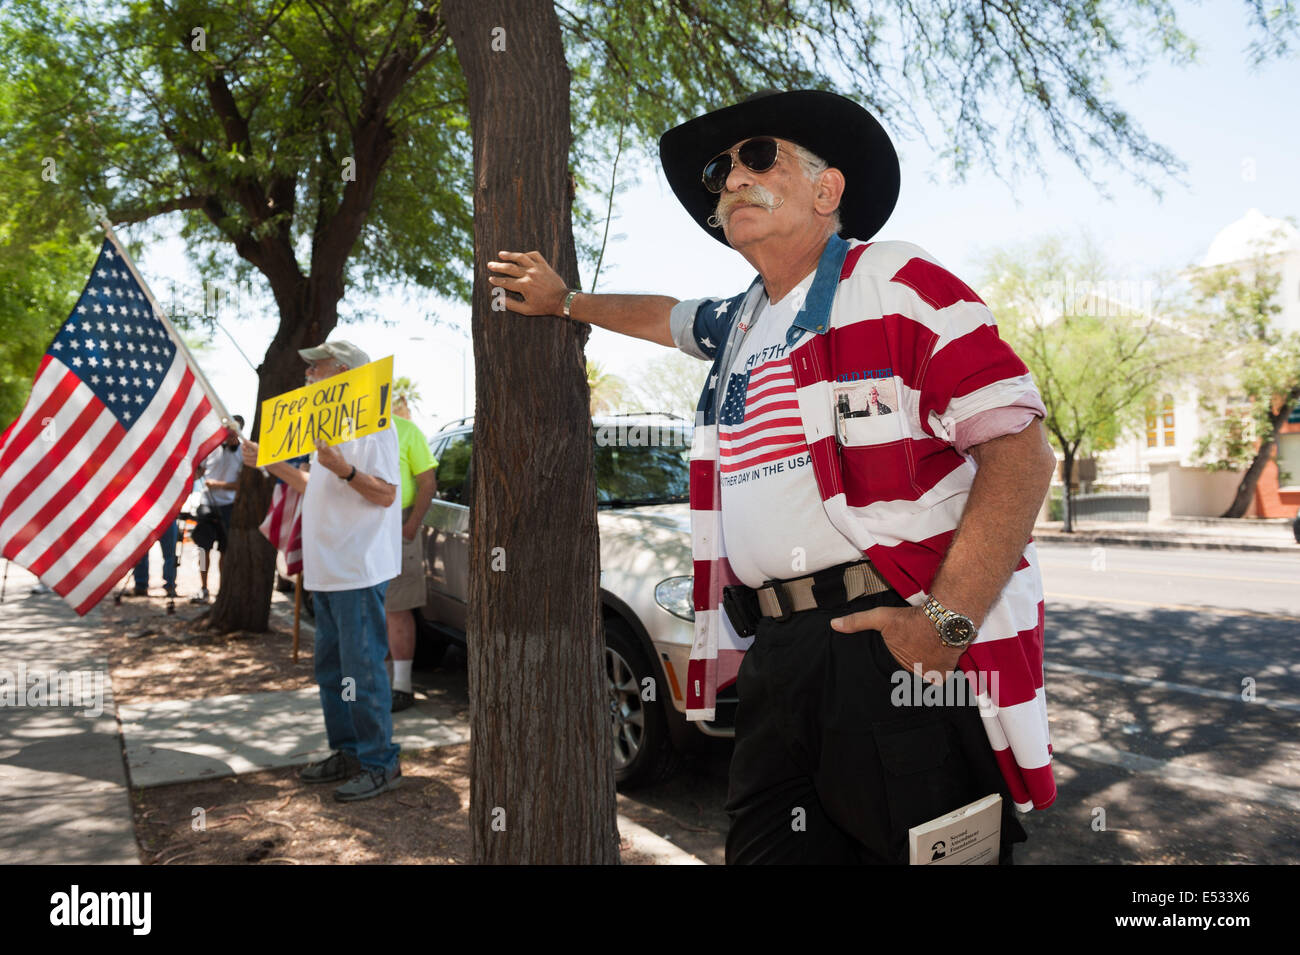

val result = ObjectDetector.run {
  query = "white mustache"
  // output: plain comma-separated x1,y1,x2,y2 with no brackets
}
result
708,185,784,228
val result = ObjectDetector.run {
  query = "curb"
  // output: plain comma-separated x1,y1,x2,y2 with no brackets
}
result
617,813,707,865
1032,532,1298,554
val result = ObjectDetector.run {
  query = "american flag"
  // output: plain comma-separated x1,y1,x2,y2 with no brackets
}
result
0,238,226,614
717,356,807,472
259,480,303,576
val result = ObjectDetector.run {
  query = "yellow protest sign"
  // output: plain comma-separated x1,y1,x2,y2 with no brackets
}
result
256,355,394,467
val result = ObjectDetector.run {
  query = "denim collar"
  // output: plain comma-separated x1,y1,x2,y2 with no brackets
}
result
789,233,849,336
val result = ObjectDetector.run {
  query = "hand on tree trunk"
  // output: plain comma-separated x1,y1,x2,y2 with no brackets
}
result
486,250,568,316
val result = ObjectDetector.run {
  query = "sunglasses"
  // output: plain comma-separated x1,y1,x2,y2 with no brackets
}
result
701,137,781,193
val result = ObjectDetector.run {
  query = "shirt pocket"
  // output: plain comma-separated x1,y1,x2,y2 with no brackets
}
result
832,376,919,501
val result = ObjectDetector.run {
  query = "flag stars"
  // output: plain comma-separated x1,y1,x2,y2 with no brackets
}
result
76,305,87,314
135,394,145,405
92,303,102,314
110,323,119,333
132,377,141,387
106,305,116,315
98,339,108,351
71,357,82,367
118,375,128,386
87,356,98,367
129,359,139,370
96,322,105,332
52,341,63,351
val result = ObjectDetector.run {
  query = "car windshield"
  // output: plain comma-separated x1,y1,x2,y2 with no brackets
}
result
594,422,692,507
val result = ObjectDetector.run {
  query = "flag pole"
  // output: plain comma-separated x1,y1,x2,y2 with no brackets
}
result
95,215,244,440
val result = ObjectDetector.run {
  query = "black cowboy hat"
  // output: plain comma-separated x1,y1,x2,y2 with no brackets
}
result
659,89,900,247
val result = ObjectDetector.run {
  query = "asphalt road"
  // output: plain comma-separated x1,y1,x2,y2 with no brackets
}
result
618,542,1300,865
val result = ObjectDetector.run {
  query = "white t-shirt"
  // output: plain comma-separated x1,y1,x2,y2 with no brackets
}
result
202,445,243,506
301,428,402,592
717,273,862,588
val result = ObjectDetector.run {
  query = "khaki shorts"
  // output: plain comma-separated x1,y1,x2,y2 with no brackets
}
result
385,508,426,612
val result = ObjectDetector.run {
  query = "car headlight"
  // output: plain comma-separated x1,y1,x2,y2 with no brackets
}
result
654,576,695,622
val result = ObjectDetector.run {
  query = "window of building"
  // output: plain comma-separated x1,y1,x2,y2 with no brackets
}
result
1277,432,1300,490
1146,395,1176,448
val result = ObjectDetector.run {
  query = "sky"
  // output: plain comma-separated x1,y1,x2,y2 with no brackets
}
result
120,0,1300,440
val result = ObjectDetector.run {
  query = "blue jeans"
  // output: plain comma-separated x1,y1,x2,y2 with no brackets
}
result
134,521,178,589
312,583,400,774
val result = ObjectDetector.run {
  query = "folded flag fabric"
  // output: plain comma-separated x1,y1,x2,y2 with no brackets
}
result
0,238,226,614
259,479,303,577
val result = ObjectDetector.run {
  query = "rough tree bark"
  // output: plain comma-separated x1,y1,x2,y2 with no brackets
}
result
443,0,619,863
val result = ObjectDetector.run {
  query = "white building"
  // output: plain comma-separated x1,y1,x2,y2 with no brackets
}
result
1095,209,1300,519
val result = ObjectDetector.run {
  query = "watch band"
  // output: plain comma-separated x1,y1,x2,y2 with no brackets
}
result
562,289,579,318
344,465,357,483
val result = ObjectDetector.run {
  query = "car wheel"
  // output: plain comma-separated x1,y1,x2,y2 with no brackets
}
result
604,617,680,789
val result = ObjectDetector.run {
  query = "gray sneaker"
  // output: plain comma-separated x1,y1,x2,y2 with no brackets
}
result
299,750,360,783
333,765,402,803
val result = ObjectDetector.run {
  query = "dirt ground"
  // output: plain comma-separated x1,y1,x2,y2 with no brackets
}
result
133,742,475,865
101,586,660,864
98,587,316,701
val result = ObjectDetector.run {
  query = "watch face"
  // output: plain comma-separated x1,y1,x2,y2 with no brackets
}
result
941,616,977,646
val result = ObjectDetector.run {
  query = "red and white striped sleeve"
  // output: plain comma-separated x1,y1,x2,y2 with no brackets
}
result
886,252,1045,450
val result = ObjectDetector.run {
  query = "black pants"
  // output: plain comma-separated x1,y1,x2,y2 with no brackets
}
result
725,587,1027,864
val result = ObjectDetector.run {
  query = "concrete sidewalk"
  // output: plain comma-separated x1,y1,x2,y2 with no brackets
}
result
0,563,139,864
1034,515,1298,553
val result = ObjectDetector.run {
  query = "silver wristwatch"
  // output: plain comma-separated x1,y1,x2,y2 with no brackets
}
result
921,596,978,649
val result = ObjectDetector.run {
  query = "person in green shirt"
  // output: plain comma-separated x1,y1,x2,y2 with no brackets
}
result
385,395,438,712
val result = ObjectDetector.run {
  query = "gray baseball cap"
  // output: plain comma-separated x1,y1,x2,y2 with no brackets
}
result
298,339,371,369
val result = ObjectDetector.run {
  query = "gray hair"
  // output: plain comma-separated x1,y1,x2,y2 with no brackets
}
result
786,142,842,235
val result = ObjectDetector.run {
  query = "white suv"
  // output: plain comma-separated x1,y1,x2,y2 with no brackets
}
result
417,414,736,787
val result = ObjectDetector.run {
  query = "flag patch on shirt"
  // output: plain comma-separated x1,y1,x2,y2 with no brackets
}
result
718,357,806,473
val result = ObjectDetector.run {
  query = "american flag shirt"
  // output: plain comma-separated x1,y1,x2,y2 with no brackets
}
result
670,235,1056,813
716,275,861,588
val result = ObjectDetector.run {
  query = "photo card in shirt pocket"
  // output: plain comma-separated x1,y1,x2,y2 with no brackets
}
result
833,377,904,446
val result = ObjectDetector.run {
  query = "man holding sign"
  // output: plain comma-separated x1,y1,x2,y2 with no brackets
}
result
242,340,403,802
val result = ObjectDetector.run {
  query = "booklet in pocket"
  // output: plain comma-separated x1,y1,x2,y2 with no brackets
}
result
908,792,1002,865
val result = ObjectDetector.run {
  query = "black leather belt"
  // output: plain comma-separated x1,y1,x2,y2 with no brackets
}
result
722,559,892,637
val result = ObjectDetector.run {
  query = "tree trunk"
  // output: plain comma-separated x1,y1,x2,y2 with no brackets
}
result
1060,446,1075,533
1220,402,1294,518
209,307,334,632
444,0,618,864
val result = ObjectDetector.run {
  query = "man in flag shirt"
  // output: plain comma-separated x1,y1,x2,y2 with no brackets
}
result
488,90,1058,864
0,238,226,615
